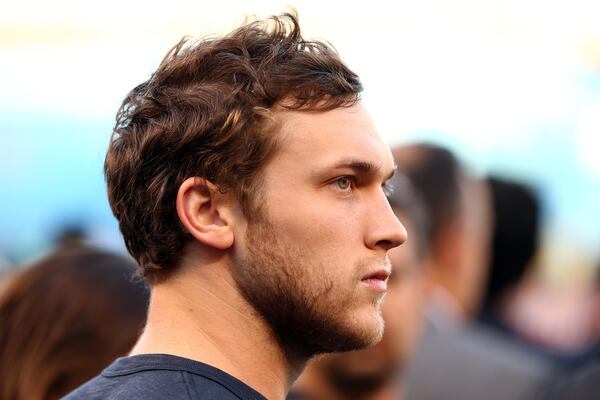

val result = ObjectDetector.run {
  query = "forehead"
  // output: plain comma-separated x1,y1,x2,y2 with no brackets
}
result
274,103,394,171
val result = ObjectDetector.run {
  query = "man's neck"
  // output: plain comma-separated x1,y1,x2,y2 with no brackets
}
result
130,252,303,400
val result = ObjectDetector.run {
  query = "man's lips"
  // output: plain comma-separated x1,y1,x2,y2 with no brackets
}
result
360,269,391,292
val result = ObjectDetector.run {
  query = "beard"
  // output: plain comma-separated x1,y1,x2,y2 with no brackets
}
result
232,216,385,361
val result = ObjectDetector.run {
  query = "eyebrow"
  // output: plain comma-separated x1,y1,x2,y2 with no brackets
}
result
329,158,397,181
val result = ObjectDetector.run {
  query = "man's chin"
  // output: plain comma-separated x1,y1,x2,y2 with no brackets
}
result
305,307,385,356
356,303,386,348
334,312,385,353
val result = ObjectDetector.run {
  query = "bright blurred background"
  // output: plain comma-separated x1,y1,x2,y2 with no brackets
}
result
1,0,599,288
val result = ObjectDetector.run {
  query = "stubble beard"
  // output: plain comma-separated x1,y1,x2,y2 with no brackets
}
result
232,216,385,361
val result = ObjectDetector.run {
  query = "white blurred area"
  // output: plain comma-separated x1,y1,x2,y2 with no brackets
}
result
1,0,600,281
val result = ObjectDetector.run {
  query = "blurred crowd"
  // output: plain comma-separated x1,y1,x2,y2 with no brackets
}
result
1,142,598,399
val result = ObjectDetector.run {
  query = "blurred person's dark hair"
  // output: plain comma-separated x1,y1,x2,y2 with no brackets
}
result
480,176,540,311
0,246,149,400
53,224,88,249
104,12,362,283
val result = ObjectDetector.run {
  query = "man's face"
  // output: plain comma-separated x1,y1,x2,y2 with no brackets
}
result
230,103,406,358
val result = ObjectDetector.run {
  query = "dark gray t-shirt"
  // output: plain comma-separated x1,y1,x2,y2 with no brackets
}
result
63,354,268,400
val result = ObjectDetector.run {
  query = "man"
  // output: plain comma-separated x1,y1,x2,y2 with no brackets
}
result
290,174,429,400
66,12,406,400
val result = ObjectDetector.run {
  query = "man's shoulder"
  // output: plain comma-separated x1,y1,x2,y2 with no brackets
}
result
63,354,267,400
64,367,192,400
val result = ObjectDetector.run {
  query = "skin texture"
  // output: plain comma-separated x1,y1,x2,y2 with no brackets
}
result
292,211,427,400
131,103,406,400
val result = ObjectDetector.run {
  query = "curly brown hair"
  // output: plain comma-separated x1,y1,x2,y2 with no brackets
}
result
105,12,363,280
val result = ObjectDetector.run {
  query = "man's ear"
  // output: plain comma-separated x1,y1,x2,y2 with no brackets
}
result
176,177,235,250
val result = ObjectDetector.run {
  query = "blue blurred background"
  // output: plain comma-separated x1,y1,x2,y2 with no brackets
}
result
1,0,599,285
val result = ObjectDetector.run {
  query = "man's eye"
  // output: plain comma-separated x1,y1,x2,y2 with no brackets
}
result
335,177,353,191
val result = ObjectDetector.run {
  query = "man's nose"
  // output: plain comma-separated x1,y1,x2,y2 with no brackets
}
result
365,195,408,251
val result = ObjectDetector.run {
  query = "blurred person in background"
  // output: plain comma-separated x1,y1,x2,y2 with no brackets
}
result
594,263,600,358
539,361,600,400
52,224,89,249
393,143,491,320
478,176,600,370
290,174,429,400
0,245,149,400
394,143,554,400
478,176,541,327
537,261,600,399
